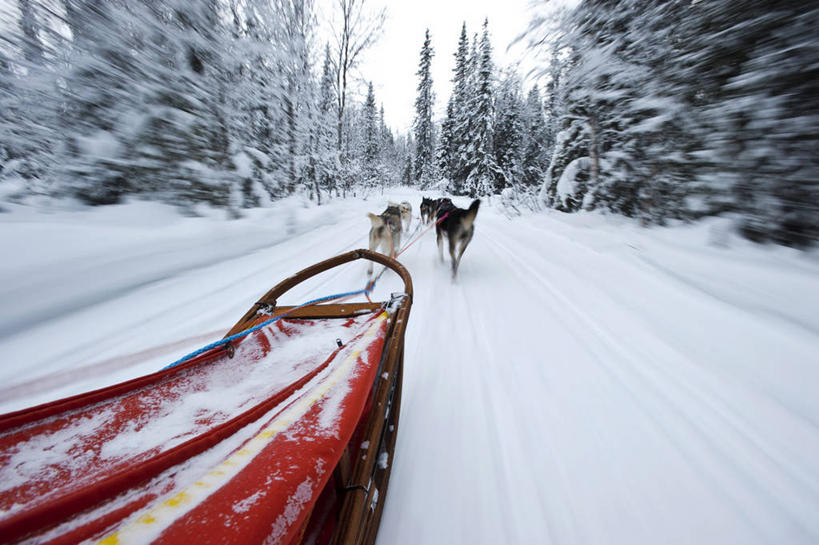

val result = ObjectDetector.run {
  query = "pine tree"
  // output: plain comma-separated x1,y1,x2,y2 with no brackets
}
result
401,134,415,186
494,73,525,192
19,0,43,67
537,0,671,214
437,97,455,181
464,19,498,197
0,1,409,213
278,0,316,197
226,1,284,204
59,0,144,204
446,23,472,193
1,0,53,190
316,44,339,199
529,0,819,245
139,1,232,208
413,29,436,186
363,82,380,186
520,85,547,189
680,1,819,245
402,149,414,185
379,104,400,187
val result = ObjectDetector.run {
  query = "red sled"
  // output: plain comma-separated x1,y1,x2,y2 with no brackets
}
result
0,250,412,545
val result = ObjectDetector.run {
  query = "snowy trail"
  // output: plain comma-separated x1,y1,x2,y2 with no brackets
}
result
1,193,818,544
381,207,819,544
0,205,372,405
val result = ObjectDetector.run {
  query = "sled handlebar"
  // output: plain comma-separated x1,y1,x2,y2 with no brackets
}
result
256,249,413,309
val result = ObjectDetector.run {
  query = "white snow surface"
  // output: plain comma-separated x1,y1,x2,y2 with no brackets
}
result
556,156,590,205
1,189,818,544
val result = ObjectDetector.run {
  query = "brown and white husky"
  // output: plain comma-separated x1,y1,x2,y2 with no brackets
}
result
366,204,403,275
388,201,412,232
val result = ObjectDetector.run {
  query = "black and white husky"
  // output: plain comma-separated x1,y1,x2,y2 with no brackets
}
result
435,199,481,279
420,197,435,224
366,204,403,275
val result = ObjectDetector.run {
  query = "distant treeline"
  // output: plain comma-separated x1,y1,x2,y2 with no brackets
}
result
2,1,817,247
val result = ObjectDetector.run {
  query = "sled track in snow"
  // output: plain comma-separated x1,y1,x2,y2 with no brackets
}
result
479,224,819,540
0,221,368,400
3,195,818,544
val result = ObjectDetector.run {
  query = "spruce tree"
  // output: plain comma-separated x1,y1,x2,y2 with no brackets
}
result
464,19,498,197
413,29,436,186
437,97,456,182
363,82,380,186
530,0,819,245
316,44,339,199
2,0,53,191
494,73,525,192
521,85,547,189
447,23,471,193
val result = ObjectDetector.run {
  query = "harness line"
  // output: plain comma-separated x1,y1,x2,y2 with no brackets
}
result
396,212,448,258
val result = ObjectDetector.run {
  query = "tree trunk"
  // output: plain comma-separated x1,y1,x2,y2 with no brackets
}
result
588,115,600,190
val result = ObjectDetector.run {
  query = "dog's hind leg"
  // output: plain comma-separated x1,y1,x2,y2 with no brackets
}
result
393,231,401,258
436,228,444,263
449,234,460,278
452,229,474,279
457,229,473,262
367,230,378,275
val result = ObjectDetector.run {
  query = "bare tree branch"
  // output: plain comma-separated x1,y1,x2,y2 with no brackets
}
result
327,0,385,154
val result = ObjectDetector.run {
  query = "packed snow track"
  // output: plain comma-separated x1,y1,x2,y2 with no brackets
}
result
0,191,817,544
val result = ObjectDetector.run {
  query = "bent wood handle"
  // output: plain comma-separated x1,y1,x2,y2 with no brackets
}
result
226,250,413,337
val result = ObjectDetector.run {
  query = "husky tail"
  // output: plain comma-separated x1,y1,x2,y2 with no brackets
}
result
367,212,384,227
461,199,481,230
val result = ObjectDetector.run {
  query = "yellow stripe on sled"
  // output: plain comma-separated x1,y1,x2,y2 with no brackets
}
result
96,312,387,545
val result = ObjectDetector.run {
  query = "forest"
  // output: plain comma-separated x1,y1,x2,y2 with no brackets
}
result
1,0,817,247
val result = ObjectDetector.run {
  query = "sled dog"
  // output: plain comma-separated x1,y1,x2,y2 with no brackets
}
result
400,201,412,232
434,198,453,218
367,204,403,275
436,199,481,279
388,201,412,232
420,197,435,224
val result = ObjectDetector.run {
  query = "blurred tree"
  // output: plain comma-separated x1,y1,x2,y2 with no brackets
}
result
529,0,818,245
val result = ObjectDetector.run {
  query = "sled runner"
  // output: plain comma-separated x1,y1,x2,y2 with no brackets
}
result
0,250,412,545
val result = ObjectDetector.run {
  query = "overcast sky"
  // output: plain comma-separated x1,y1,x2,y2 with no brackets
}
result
317,0,546,135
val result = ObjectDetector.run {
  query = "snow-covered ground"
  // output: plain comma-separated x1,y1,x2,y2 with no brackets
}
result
1,190,818,544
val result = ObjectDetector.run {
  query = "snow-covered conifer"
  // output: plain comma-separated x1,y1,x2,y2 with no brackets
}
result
363,82,380,185
494,73,525,192
520,85,548,189
413,29,436,187
463,19,499,197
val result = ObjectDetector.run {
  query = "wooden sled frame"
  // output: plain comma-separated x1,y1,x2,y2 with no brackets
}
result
227,249,413,545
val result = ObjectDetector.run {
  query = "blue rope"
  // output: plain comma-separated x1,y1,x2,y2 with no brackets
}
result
160,231,426,372
161,282,377,370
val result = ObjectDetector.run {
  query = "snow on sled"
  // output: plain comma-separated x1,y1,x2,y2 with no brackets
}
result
0,250,412,545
